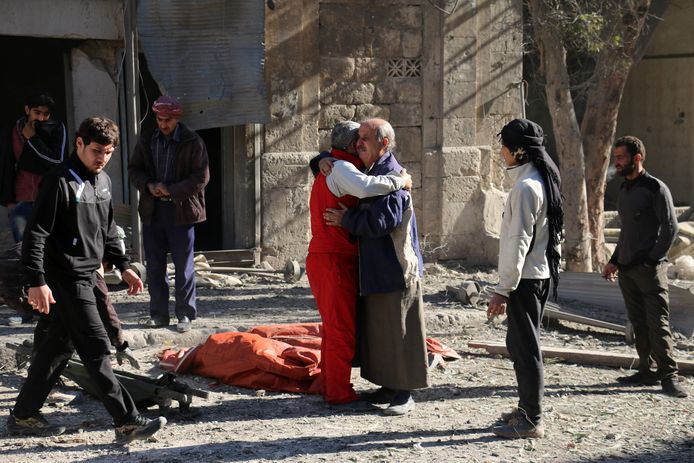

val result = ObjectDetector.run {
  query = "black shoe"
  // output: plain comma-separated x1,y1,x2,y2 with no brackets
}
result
498,407,522,423
616,371,658,386
176,316,192,333
7,411,66,437
360,387,396,404
144,318,169,328
115,415,166,443
492,416,545,439
327,398,373,412
662,377,689,398
383,390,415,416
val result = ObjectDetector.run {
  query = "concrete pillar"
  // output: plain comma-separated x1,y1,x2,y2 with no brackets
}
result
67,42,124,203
262,0,320,265
421,0,522,263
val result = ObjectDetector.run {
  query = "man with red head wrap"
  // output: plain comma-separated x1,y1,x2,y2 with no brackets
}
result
128,95,209,333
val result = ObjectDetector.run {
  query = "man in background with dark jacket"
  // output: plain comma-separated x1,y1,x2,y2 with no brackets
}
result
0,92,67,242
602,135,688,398
128,96,209,333
0,93,67,324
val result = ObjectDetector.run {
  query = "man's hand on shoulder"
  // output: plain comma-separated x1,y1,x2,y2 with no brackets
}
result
122,269,144,295
400,168,412,190
319,157,336,176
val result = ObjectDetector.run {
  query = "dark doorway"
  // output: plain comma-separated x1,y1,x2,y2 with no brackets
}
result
137,55,223,251
0,36,73,132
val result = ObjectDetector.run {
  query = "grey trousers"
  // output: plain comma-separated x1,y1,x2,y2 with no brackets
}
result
618,263,678,379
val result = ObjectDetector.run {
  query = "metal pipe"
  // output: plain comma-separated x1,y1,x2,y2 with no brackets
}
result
124,0,143,262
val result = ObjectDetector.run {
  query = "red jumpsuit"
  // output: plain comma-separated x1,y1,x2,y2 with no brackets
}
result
306,149,362,404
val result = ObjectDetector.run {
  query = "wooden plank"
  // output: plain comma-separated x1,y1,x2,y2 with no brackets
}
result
468,340,694,373
544,303,626,333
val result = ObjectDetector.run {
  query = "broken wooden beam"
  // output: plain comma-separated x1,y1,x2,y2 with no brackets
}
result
468,340,694,373
544,303,626,334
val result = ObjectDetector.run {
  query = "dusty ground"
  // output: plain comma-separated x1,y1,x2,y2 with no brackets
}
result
0,262,692,463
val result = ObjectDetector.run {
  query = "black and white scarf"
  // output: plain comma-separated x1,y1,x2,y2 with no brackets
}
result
499,119,564,300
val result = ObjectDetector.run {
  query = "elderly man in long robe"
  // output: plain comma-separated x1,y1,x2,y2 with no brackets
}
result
324,118,428,416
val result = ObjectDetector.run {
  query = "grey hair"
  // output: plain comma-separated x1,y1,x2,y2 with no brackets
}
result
374,120,396,151
331,121,360,150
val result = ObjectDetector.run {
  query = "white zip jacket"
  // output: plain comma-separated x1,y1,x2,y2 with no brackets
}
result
495,162,550,297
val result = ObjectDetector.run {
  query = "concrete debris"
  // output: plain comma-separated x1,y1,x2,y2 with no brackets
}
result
445,281,482,306
673,255,694,281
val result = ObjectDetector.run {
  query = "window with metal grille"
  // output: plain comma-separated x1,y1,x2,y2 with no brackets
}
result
386,58,422,78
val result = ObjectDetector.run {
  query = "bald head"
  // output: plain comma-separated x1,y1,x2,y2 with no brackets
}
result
357,118,396,169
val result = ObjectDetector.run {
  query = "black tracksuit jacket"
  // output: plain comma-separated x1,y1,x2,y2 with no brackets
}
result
22,152,129,287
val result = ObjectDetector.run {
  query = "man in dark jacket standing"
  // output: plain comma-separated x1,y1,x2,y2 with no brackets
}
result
324,118,428,416
602,136,687,398
8,116,166,442
128,96,209,333
0,92,67,242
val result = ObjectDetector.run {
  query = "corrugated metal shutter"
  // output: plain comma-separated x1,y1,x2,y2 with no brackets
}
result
138,0,269,130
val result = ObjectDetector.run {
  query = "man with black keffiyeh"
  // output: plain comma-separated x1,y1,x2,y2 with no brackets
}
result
487,118,564,439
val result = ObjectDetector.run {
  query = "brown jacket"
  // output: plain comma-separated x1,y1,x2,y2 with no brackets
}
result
128,122,209,225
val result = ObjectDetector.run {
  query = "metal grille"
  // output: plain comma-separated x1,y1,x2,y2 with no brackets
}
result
386,58,422,78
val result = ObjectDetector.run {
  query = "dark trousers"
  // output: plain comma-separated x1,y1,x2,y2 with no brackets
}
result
33,274,123,352
9,201,33,243
506,278,549,424
14,275,138,426
618,263,678,379
143,201,196,323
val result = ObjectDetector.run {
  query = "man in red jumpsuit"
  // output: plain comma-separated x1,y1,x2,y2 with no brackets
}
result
306,121,410,404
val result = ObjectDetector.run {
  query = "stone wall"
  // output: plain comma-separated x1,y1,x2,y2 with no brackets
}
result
262,0,522,266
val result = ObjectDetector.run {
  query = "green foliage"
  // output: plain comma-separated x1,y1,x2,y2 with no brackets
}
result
531,0,634,55
571,12,606,53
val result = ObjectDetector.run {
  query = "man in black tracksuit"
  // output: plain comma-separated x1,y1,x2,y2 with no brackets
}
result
7,116,167,442
603,135,688,398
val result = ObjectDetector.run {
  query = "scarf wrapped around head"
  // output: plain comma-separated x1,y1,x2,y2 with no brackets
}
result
499,119,564,299
152,95,183,118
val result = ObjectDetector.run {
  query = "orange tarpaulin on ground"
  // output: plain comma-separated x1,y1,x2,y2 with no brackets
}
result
159,322,459,394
